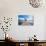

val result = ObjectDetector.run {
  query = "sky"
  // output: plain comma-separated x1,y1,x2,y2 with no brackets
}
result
18,15,33,21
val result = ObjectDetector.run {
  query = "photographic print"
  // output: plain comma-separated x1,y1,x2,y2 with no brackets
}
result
18,15,34,26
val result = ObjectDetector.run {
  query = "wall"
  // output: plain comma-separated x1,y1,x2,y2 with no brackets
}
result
44,15,46,40
0,0,46,40
7,15,45,40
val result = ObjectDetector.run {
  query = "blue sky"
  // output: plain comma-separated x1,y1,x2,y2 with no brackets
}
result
18,15,33,21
